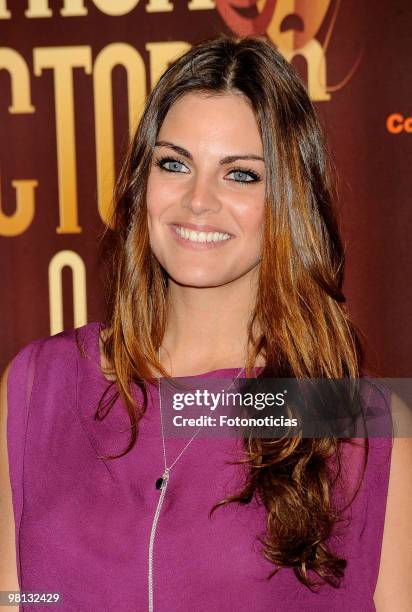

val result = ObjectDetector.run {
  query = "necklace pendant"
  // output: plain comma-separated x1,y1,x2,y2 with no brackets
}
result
155,468,170,490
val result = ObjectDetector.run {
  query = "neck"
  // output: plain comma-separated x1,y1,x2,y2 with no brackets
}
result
159,267,261,376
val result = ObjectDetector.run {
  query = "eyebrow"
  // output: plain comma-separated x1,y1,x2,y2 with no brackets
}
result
154,140,264,164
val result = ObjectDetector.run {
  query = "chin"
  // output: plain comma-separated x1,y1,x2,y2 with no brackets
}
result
167,268,231,288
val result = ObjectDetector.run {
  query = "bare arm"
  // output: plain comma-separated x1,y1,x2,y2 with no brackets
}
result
0,362,20,602
374,394,412,610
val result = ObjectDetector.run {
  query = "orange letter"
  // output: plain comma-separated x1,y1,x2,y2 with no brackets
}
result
386,113,404,134
404,117,412,133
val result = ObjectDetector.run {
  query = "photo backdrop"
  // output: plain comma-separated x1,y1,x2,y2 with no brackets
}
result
1,0,411,376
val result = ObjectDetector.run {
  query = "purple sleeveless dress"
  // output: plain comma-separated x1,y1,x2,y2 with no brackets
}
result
7,322,392,611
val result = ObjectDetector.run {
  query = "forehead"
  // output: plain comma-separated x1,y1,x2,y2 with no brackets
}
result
158,91,263,153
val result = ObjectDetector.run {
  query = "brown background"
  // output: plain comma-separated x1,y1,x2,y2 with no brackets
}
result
1,0,411,376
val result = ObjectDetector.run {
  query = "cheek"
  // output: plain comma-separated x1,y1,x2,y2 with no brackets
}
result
236,197,266,237
146,184,168,236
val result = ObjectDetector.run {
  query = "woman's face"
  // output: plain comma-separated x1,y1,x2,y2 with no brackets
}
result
146,91,266,288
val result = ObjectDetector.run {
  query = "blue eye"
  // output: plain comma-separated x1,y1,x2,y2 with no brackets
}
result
230,168,260,183
154,156,189,173
230,170,256,183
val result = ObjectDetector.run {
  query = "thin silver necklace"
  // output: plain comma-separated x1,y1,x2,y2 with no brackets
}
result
148,353,245,612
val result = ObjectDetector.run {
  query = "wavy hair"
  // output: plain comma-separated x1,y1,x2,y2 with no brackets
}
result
84,34,369,590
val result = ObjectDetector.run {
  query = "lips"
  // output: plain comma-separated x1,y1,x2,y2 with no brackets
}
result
169,221,235,236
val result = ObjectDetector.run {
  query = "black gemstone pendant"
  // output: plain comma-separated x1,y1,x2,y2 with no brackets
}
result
155,477,163,490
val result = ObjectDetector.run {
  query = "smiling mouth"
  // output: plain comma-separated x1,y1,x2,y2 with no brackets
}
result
171,224,232,243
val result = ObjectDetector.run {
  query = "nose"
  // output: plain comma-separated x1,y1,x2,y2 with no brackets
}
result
181,172,222,215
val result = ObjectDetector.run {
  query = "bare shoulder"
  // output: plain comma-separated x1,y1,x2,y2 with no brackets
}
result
374,392,412,611
0,362,20,596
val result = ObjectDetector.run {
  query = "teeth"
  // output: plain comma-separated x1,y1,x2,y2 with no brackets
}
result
174,225,231,243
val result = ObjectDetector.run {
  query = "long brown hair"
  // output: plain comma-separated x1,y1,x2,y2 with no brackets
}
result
85,34,369,590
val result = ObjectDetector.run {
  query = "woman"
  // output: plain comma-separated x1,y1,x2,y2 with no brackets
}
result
1,35,411,611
